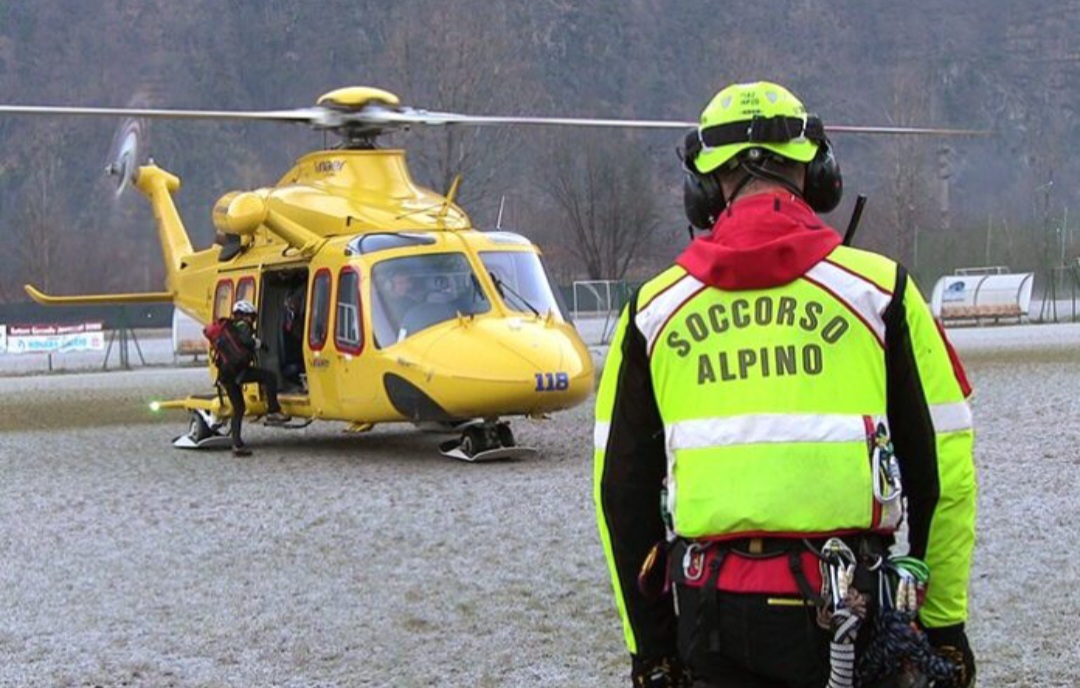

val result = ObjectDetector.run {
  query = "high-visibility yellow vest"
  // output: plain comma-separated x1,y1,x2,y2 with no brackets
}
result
635,247,906,538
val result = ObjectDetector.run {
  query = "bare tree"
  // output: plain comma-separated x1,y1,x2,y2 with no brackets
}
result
11,147,71,295
540,132,661,280
882,67,938,271
378,2,541,222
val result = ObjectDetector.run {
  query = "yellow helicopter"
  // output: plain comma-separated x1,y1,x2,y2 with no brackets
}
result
0,86,983,460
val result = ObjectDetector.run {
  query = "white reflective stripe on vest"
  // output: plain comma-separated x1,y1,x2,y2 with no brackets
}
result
594,421,610,451
804,261,892,346
930,401,973,433
667,413,886,451
635,274,706,355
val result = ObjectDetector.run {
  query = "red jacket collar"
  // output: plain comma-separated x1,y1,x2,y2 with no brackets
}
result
676,190,841,290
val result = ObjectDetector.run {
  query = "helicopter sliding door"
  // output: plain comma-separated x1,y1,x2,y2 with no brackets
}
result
304,264,376,418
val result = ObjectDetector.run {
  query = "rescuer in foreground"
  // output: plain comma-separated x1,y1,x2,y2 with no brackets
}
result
594,81,977,687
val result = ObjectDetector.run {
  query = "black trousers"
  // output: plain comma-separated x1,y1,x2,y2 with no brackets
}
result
677,586,830,688
679,588,908,688
219,366,282,447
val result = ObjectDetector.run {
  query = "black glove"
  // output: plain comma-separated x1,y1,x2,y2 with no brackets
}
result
631,654,692,688
925,624,976,688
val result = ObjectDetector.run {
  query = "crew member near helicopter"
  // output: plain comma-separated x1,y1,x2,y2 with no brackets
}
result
594,82,977,687
221,300,291,456
281,289,306,388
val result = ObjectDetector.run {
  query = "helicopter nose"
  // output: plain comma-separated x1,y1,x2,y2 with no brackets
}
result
387,317,594,418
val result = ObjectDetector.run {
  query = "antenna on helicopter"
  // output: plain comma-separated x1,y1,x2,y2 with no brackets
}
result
496,196,507,230
437,175,463,221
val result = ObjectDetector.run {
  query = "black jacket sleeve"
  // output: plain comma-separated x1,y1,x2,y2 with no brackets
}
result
595,295,676,658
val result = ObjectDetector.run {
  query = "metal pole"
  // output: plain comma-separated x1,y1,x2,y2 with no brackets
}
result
1064,206,1069,262
102,330,115,370
119,327,128,370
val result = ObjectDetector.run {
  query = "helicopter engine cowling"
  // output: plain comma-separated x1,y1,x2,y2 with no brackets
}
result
212,191,267,236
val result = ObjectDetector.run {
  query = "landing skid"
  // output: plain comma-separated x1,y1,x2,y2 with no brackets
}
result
438,420,537,463
173,409,232,450
261,417,314,430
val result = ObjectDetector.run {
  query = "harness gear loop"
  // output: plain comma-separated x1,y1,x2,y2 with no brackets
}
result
696,549,727,654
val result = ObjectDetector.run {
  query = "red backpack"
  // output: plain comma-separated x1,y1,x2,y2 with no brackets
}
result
203,318,251,374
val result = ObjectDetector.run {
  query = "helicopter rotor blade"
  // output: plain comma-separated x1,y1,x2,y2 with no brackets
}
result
0,103,992,137
377,109,991,136
825,124,991,136
0,104,321,123
377,109,698,129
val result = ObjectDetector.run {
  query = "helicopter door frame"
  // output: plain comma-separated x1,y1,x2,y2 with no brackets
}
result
304,267,339,414
256,268,310,395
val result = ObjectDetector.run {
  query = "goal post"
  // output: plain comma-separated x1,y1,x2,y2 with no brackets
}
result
571,279,631,345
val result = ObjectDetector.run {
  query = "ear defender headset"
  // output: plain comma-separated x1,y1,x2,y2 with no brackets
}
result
681,82,844,230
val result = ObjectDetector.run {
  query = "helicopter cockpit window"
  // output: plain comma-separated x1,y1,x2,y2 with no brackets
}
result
345,232,437,256
371,253,490,348
479,251,563,319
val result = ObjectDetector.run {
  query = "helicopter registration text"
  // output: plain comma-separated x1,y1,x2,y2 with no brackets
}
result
535,372,570,392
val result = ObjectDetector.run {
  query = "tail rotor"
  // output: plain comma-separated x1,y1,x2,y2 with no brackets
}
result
105,117,145,197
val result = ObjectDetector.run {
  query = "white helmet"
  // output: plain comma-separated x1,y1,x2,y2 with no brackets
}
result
232,299,257,316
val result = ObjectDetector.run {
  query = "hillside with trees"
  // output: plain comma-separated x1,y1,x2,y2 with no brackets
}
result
1,1,1078,298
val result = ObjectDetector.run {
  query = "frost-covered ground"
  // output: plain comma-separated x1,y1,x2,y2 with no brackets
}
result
0,323,1077,686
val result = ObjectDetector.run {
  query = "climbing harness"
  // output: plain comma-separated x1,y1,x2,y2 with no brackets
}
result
668,537,823,660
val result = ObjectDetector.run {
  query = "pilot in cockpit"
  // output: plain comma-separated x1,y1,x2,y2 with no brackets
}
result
385,271,424,328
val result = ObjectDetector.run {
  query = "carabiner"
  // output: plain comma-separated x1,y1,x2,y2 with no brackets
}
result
872,441,903,504
682,542,706,583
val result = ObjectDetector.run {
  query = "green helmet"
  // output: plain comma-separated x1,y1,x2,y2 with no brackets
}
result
694,81,820,174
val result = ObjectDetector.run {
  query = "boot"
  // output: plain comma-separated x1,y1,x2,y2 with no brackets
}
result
265,411,291,425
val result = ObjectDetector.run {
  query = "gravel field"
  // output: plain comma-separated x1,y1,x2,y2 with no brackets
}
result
0,323,1078,686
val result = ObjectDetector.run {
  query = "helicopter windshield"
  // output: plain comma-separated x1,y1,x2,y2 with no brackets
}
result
372,253,491,348
479,251,563,318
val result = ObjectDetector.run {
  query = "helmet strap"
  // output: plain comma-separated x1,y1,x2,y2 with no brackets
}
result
735,156,805,201
722,172,756,208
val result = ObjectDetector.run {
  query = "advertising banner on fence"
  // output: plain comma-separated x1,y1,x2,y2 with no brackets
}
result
5,322,106,354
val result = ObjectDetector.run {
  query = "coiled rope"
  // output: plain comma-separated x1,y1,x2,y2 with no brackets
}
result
858,609,958,685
